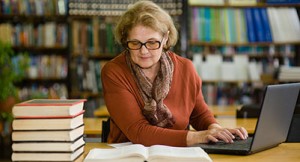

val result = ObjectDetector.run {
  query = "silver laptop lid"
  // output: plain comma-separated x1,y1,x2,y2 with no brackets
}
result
251,83,300,153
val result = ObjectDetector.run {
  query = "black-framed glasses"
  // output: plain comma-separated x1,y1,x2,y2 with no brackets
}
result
126,37,164,50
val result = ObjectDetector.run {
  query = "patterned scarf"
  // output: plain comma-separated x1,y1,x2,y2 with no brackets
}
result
126,51,175,128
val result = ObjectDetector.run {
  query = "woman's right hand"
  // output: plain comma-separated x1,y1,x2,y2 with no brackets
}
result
186,124,248,146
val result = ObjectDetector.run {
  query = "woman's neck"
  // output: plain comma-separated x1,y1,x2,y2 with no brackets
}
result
142,62,160,83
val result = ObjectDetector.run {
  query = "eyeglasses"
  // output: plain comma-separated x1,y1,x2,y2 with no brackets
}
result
126,37,164,50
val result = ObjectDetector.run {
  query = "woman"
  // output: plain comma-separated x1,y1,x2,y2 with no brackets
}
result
101,0,248,147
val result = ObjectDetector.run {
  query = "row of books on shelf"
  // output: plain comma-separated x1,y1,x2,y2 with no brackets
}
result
278,66,300,81
70,58,107,94
188,0,300,5
190,7,300,43
11,99,86,161
18,83,68,101
202,83,262,106
68,0,183,16
193,53,297,83
0,22,68,48
26,55,68,79
193,54,262,82
71,18,122,56
0,0,68,16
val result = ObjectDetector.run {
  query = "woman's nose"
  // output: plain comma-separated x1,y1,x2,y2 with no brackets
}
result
140,45,149,55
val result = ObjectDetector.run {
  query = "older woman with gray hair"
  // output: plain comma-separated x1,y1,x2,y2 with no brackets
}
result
101,0,248,147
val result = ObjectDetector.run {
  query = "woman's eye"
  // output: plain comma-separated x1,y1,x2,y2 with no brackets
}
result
147,41,157,45
131,41,140,45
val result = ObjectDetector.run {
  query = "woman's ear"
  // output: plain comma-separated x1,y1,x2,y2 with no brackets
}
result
164,31,170,43
163,31,169,48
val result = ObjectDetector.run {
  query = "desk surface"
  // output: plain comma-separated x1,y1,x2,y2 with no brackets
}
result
84,117,257,135
84,118,106,135
83,142,300,162
210,105,240,117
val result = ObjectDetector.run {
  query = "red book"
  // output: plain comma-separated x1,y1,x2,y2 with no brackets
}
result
12,99,86,118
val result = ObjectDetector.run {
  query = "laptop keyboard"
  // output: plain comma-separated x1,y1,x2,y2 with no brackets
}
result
196,137,253,151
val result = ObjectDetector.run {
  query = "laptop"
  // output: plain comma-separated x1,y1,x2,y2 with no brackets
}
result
194,83,300,155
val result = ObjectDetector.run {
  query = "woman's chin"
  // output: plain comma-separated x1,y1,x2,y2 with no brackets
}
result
137,63,153,69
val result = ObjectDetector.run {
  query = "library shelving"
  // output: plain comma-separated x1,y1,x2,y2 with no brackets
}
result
0,0,69,101
188,0,300,106
0,1,70,160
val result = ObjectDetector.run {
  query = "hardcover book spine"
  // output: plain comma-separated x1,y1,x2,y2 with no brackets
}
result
259,8,273,42
252,8,265,42
244,8,256,42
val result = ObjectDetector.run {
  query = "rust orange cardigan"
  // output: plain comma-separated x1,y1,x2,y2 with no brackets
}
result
101,51,217,146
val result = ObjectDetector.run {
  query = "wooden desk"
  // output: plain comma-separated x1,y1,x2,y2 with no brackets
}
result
84,117,257,135
83,142,300,162
84,118,106,135
93,105,110,117
210,105,240,117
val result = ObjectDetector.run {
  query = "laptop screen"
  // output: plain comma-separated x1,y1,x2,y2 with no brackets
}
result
250,83,300,153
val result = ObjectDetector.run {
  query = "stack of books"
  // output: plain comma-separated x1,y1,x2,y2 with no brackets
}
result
11,99,86,162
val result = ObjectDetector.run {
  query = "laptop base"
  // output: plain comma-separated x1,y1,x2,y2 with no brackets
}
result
194,137,253,155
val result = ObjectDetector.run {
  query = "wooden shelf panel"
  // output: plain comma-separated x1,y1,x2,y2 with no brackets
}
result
189,41,300,47
22,78,68,82
189,3,300,8
0,15,68,22
71,53,117,60
13,46,68,53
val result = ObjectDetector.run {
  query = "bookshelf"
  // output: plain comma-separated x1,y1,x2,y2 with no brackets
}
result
0,0,69,101
188,0,300,106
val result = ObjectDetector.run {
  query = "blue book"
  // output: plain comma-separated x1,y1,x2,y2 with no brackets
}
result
198,8,205,41
204,7,211,42
244,8,256,42
259,8,273,42
252,8,265,42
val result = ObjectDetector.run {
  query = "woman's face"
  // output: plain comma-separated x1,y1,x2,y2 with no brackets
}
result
127,25,166,69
